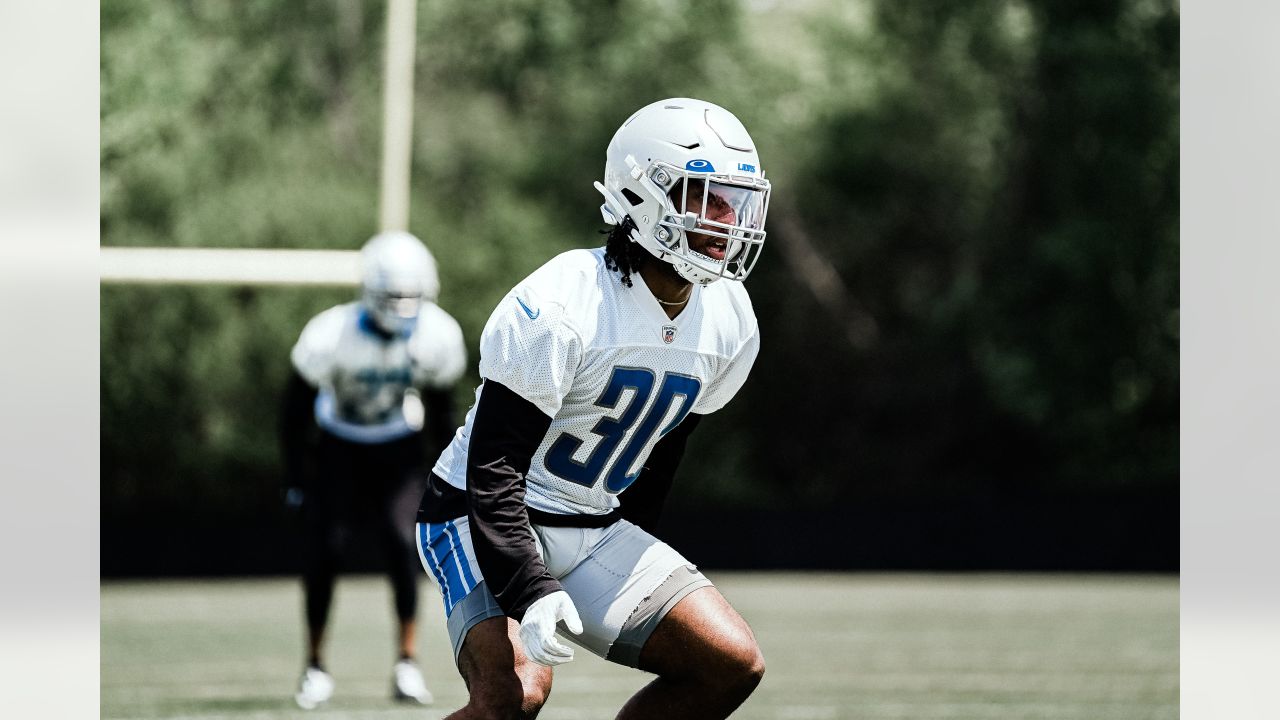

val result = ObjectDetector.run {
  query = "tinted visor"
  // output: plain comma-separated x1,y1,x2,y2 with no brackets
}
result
671,179,767,232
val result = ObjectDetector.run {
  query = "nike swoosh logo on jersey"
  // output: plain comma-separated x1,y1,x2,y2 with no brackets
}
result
516,296,540,320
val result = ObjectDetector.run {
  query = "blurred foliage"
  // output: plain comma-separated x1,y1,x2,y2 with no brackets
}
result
102,0,1178,527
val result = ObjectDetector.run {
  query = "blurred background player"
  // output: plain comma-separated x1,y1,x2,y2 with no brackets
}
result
280,231,466,709
415,98,770,718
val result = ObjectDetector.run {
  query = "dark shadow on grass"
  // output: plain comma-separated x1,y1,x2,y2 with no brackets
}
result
159,695,442,716
158,696,293,714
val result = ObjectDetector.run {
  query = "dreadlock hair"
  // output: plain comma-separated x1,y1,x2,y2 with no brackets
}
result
601,216,649,288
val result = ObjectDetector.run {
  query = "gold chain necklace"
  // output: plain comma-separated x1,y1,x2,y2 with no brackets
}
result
654,287,692,307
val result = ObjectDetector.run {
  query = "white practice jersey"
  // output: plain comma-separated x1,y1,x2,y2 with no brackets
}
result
433,248,759,515
291,301,467,444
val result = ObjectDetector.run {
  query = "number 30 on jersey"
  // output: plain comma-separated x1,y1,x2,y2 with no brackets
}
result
545,367,700,493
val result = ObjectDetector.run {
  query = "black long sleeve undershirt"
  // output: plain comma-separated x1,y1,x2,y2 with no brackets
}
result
279,369,321,491
616,413,702,534
421,387,457,457
464,380,561,621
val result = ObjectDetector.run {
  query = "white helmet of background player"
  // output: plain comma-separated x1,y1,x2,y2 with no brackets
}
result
360,231,439,335
594,98,771,285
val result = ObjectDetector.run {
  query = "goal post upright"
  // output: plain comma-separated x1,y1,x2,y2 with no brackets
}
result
378,0,419,234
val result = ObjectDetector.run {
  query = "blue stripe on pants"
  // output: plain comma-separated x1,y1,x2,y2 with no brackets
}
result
418,524,449,606
445,520,479,589
420,522,469,616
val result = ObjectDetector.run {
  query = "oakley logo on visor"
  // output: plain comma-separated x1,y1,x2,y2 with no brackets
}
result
685,159,715,172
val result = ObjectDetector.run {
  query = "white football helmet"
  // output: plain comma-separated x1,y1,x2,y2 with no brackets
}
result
594,98,770,285
360,231,439,335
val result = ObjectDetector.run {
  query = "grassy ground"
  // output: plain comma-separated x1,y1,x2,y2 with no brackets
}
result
101,573,1177,719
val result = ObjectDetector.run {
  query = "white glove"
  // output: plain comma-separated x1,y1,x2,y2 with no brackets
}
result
518,590,583,667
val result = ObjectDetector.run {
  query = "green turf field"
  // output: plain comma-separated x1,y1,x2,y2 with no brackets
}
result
101,573,1177,719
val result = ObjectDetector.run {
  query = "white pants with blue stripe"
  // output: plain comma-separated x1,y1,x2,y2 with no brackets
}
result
415,516,712,667
416,519,481,615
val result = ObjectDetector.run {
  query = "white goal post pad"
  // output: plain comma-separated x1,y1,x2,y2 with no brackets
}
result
100,247,361,286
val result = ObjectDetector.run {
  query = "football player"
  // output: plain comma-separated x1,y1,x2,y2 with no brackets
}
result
415,98,770,718
281,231,467,709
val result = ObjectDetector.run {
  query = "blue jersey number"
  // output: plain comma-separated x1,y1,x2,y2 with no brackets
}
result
545,367,701,493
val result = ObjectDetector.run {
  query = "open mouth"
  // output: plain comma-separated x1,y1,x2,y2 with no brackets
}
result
693,238,728,262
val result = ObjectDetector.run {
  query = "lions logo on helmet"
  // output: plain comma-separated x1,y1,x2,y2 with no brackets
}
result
360,231,440,336
594,98,771,286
